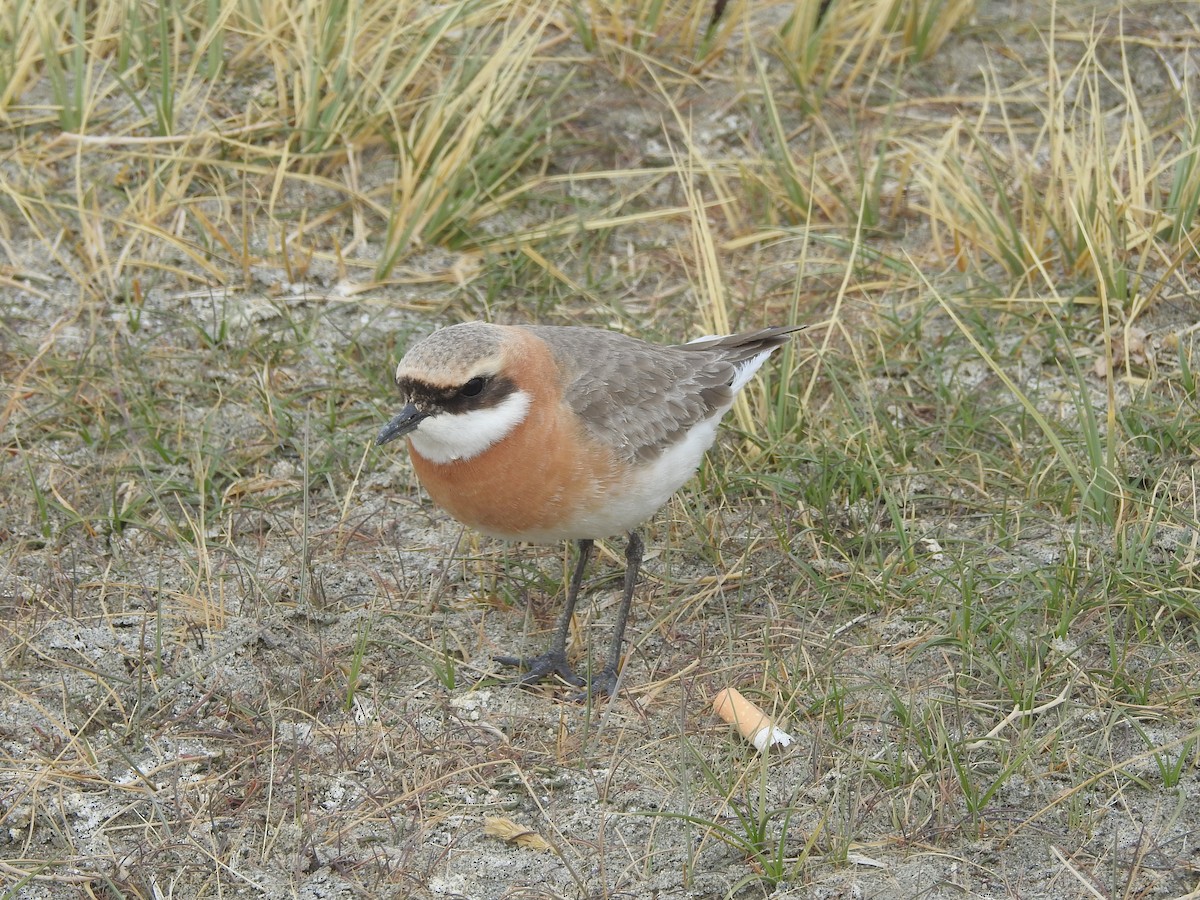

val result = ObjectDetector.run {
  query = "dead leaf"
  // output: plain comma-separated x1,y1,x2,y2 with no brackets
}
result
483,816,552,851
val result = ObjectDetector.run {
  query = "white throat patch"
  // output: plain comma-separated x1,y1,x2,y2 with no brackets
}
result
408,390,532,463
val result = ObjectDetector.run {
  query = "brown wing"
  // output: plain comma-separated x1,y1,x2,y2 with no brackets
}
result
526,325,800,463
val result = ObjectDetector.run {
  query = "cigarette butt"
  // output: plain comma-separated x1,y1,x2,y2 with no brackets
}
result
713,687,794,752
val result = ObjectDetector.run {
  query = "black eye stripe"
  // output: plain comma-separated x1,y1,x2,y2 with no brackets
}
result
398,375,516,415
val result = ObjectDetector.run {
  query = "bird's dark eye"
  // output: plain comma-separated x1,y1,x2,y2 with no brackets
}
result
460,377,486,398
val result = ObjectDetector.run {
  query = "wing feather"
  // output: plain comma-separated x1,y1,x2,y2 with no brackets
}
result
526,325,799,463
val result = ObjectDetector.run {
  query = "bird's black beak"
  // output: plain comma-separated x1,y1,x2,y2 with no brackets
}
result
376,403,428,446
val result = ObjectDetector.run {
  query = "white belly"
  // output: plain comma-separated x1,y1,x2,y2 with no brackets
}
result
513,413,725,542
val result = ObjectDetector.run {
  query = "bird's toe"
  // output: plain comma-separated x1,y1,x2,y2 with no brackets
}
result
494,650,586,688
569,667,620,702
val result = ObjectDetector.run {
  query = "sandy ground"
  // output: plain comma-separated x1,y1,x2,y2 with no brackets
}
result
4,1,1200,898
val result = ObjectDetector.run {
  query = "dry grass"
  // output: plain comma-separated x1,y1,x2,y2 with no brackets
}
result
3,0,1200,898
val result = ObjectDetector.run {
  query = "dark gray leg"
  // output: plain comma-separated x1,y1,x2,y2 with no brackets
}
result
576,530,642,700
494,539,593,687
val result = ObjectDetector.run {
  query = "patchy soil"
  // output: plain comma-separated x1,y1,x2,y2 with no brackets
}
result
4,1,1200,899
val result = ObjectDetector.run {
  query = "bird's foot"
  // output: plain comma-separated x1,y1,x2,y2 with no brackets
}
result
494,650,585,688
568,667,620,703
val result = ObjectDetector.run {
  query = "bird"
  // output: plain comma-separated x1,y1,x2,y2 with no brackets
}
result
376,321,802,698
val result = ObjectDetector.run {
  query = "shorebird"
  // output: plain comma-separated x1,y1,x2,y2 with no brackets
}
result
377,321,800,697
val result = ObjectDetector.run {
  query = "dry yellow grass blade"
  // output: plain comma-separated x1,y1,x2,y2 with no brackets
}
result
568,0,725,78
779,0,975,89
913,13,1198,303
377,1,558,273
